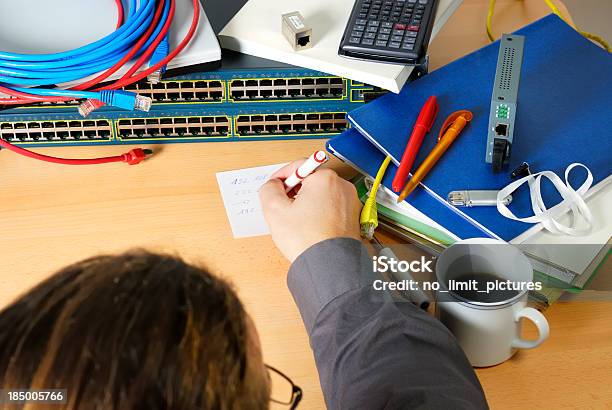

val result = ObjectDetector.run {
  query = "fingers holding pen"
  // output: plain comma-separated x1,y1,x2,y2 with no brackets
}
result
259,177,291,213
259,158,311,216
258,152,360,262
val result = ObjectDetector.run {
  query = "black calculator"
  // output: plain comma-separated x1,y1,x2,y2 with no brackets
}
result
339,0,439,64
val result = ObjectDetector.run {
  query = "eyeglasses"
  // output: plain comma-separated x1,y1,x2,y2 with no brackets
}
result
266,364,303,409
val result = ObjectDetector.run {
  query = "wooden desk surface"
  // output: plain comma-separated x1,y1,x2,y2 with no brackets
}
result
1,1,610,408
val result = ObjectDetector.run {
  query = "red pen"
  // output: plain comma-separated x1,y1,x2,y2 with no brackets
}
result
392,95,439,192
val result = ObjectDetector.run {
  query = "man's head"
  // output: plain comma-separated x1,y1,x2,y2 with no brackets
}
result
0,251,269,409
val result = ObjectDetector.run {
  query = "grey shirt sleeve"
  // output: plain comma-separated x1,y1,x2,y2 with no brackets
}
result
287,237,489,410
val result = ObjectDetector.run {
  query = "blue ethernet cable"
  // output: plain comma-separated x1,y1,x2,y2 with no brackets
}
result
147,35,170,83
0,0,155,75
9,87,151,112
0,0,150,65
0,0,173,112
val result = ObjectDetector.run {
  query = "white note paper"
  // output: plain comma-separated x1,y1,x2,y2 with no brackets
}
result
216,163,288,238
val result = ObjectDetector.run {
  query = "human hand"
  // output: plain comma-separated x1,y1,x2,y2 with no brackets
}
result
259,160,362,263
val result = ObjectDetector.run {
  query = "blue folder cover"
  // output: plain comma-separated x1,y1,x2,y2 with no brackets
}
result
329,15,612,241
327,128,491,239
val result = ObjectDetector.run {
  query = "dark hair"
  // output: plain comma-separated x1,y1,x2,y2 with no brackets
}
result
0,251,269,409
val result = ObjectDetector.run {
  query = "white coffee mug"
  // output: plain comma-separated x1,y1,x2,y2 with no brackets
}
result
435,238,549,367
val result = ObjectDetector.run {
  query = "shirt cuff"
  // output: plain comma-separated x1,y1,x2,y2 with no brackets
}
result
287,237,375,334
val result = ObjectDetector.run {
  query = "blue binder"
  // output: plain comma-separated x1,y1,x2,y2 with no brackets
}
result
328,15,612,241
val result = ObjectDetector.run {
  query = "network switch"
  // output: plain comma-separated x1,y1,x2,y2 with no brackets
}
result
0,2,400,148
4,70,366,111
0,57,369,146
0,104,356,146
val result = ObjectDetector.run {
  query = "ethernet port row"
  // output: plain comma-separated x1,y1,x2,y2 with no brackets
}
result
123,80,225,103
234,112,348,136
0,120,112,142
229,77,345,101
116,116,231,139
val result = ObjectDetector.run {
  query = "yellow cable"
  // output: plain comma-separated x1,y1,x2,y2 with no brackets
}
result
486,0,497,42
543,0,611,51
360,156,391,240
487,0,610,52
578,30,611,52
542,0,571,25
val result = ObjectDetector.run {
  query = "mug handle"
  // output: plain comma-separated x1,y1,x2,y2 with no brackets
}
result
511,307,550,349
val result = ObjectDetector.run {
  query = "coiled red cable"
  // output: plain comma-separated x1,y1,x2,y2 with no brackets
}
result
0,0,199,104
0,0,199,165
115,0,124,28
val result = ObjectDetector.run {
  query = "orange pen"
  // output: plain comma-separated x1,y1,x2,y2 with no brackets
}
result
397,110,473,202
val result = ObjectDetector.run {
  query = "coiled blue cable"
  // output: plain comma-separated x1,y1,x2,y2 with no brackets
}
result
0,0,170,109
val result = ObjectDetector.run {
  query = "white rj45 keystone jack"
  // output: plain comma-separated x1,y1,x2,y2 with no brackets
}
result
281,12,312,51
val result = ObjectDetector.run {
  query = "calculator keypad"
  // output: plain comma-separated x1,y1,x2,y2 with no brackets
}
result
340,0,437,63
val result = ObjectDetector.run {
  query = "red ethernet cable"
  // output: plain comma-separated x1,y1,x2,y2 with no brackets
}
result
75,0,168,91
42,0,171,113
0,0,199,166
0,139,152,166
119,1,175,80
115,0,124,28
0,0,200,165
117,0,199,87
0,0,128,106
0,0,199,105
